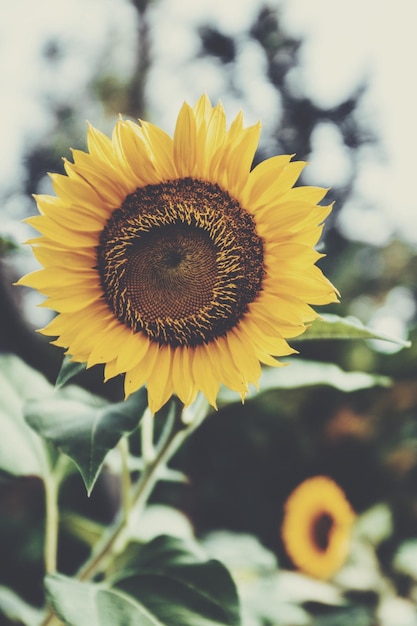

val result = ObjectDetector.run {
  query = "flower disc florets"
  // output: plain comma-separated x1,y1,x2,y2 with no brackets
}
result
97,178,264,347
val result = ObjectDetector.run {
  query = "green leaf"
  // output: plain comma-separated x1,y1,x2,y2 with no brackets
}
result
45,574,163,626
0,235,19,254
0,584,44,625
111,535,241,626
96,589,161,626
127,534,205,569
262,359,390,391
45,536,241,626
0,354,52,478
218,358,390,403
25,386,148,495
56,355,88,388
45,575,99,626
393,539,417,580
46,574,196,626
299,313,411,346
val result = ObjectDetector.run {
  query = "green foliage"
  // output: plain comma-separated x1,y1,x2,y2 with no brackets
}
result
45,535,241,626
300,313,411,346
0,354,53,477
218,358,390,404
216,313,409,403
393,539,417,581
260,359,390,392
0,301,414,626
0,235,19,255
25,386,148,495
0,585,44,625
56,356,88,388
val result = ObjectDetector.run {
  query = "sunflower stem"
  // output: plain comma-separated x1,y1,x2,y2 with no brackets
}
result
39,396,210,626
75,396,200,582
39,456,72,626
118,437,132,522
44,455,69,576
141,406,155,464
44,476,59,576
39,612,62,626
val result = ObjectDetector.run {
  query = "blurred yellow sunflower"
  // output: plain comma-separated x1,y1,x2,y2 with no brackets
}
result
18,95,338,414
281,475,355,580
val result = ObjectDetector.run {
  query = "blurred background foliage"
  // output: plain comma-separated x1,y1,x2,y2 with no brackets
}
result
1,0,417,624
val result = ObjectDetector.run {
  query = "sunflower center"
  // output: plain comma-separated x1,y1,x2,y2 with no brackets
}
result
97,178,264,347
124,224,218,323
311,513,334,551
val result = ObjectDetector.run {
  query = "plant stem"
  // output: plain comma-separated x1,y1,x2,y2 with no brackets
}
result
141,406,155,464
118,437,132,522
41,456,72,626
44,456,69,575
39,395,210,626
44,476,59,575
76,398,189,581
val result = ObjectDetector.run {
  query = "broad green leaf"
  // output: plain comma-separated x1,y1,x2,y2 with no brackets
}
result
393,539,417,580
355,504,393,546
111,535,241,626
25,386,148,495
46,574,216,626
260,359,390,392
218,359,390,403
0,354,52,477
46,536,241,626
114,569,239,626
56,355,88,388
45,574,99,626
0,584,44,625
299,313,411,346
96,589,160,626
127,533,206,568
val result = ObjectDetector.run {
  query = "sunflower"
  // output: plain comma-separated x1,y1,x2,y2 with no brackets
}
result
281,475,355,580
18,95,338,414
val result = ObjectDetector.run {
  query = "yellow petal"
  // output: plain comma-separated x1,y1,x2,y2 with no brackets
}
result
39,287,102,313
242,154,293,206
139,120,177,181
146,346,174,414
192,346,220,409
208,338,248,397
226,328,262,387
49,172,110,210
241,318,297,357
25,216,98,248
193,93,212,126
112,120,161,186
173,102,197,177
64,158,126,208
124,342,160,398
16,267,97,290
221,123,262,196
87,322,133,367
86,122,115,164
172,346,197,406
249,161,307,210
115,332,150,374
104,359,120,382
204,103,227,174
31,246,96,270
